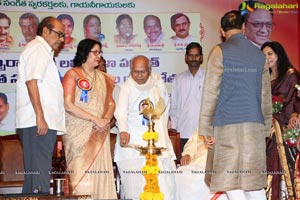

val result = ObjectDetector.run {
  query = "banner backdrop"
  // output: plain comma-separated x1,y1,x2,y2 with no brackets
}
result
0,0,298,135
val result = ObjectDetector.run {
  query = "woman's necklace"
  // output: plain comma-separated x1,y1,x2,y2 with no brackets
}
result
81,67,96,84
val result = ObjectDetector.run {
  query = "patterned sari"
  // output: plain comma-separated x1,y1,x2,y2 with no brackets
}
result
266,68,299,200
62,69,117,199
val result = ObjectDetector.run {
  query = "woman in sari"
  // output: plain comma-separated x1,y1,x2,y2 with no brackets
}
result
289,89,300,199
62,39,117,199
262,41,299,200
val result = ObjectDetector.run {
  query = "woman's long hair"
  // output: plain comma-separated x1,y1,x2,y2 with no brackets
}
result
261,41,294,85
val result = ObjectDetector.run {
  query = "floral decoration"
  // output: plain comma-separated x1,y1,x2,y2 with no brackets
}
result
272,95,284,114
140,154,164,200
142,131,159,142
283,127,300,147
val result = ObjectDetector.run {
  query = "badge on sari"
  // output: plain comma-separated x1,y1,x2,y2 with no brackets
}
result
139,99,154,126
77,78,92,103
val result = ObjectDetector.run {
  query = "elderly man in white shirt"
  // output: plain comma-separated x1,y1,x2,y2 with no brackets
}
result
114,55,176,200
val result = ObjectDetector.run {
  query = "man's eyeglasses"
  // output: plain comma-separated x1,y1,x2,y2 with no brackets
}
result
48,28,65,38
247,21,273,29
90,50,103,56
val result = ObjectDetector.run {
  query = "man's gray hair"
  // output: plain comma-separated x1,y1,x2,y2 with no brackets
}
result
19,13,39,26
130,55,152,72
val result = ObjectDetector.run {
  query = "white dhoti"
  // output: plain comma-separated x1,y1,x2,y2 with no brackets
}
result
176,164,210,200
176,164,228,200
117,158,176,200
